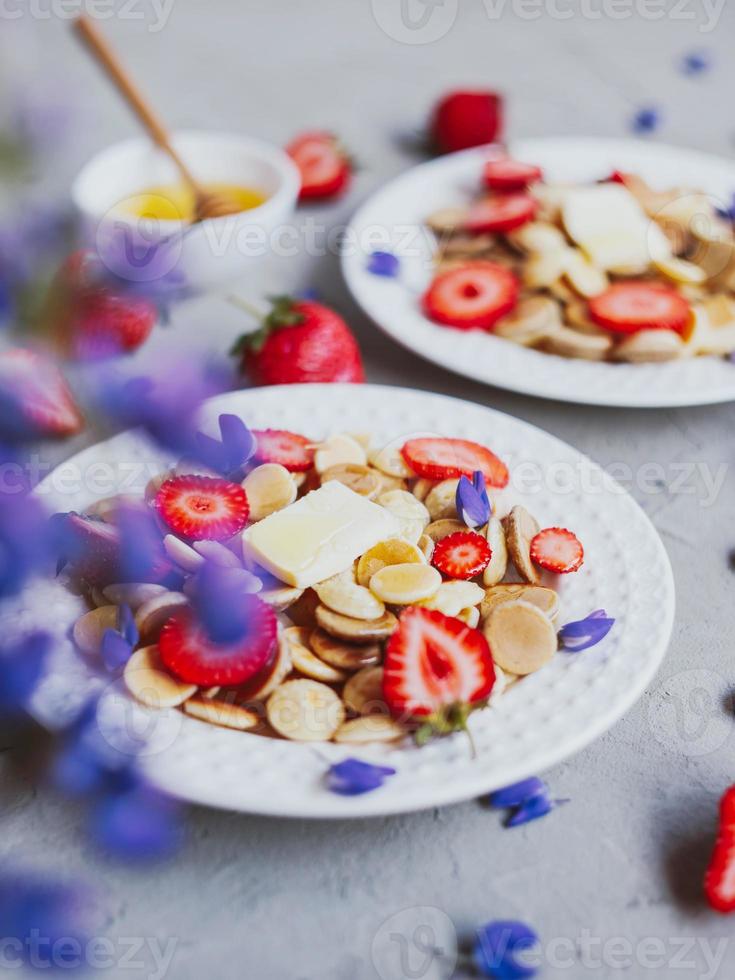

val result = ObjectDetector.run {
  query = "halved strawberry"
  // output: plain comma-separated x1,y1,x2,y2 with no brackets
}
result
401,437,509,488
252,429,314,472
155,476,249,541
530,528,584,574
465,193,537,234
286,131,351,201
588,282,691,335
0,348,83,440
432,531,492,580
383,608,495,739
422,261,519,331
705,786,735,914
159,603,277,686
483,158,543,191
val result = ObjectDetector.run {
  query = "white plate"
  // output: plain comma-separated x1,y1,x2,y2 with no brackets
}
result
13,384,674,818
342,137,735,408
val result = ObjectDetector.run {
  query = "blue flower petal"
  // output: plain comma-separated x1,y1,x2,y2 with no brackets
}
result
558,610,615,652
489,777,547,809
679,50,711,76
195,413,256,476
366,250,401,278
88,784,184,861
116,505,171,584
0,632,50,713
456,471,491,528
506,792,554,827
101,629,133,673
631,107,661,135
473,920,541,979
326,758,396,796
117,603,139,647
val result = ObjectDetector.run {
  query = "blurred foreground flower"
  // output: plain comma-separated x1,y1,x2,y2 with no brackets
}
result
0,348,83,442
195,413,256,478
0,492,54,598
0,632,50,716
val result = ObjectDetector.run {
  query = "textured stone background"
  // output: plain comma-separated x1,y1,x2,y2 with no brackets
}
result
2,1,735,977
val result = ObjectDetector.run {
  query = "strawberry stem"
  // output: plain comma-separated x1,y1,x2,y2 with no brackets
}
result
227,295,268,321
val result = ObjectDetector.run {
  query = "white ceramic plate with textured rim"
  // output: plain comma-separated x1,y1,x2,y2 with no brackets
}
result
342,137,735,408
13,384,674,818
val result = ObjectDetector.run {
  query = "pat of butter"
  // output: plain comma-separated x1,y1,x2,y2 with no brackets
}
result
562,184,670,271
241,480,400,588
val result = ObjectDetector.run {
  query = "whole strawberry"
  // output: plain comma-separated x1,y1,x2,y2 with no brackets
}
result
233,296,365,386
431,90,503,154
46,250,157,360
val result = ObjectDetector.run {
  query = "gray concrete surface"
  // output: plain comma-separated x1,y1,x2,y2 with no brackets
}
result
2,1,735,977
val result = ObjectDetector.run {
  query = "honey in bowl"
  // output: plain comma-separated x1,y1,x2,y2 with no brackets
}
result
115,182,267,222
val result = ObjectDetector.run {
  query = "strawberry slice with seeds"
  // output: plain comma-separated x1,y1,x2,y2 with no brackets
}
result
159,602,277,686
432,531,492,580
483,158,543,191
465,193,537,234
383,607,495,740
422,261,519,331
252,429,314,472
705,785,735,914
401,437,509,488
155,475,249,541
588,282,691,335
286,131,352,201
530,528,584,574
0,348,83,440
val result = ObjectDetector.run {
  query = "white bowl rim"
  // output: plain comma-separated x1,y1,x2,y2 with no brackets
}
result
71,128,301,230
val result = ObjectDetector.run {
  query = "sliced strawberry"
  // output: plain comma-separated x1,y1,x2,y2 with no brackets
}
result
705,786,735,914
432,531,492,580
155,476,249,541
483,158,543,191
422,261,519,331
286,131,351,201
606,170,632,185
465,193,537,234
588,282,691,335
252,429,314,472
401,437,509,489
0,349,83,440
383,607,495,727
159,602,277,686
530,528,584,574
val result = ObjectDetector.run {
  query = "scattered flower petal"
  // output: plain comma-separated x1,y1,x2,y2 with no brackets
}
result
506,792,555,827
326,758,396,796
101,628,134,673
679,50,711,76
0,632,50,714
366,250,401,278
558,609,615,652
488,777,547,809
195,413,256,477
631,107,661,135
88,783,184,861
473,920,540,979
456,470,491,528
0,493,52,598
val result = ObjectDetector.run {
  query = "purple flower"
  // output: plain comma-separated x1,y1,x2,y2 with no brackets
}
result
631,107,661,135
0,873,92,972
366,250,401,278
326,758,397,796
195,413,256,477
473,920,540,979
716,192,735,223
679,50,711,76
456,471,491,528
506,793,555,827
558,609,615,652
116,503,172,584
488,776,566,828
11,89,74,158
190,561,265,645
0,632,50,714
88,783,184,861
100,605,138,673
0,493,52,598
488,777,547,808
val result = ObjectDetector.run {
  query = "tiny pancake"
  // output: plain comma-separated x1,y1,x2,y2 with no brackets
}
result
504,506,540,583
236,633,293,702
494,296,561,346
334,715,406,744
290,638,346,683
613,329,684,363
483,516,508,586
369,443,415,479
163,534,203,573
357,538,425,587
343,666,386,715
378,489,430,544
483,598,558,675
425,480,460,521
411,478,435,502
310,629,382,671
321,463,380,499
314,433,366,473
259,584,305,611
457,606,480,628
417,580,484,617
542,326,613,361
184,696,260,731
417,534,435,562
314,571,386,621
73,605,119,657
369,563,442,605
481,583,559,621
425,518,465,542
315,604,397,643
266,679,345,741
563,249,608,297
124,645,197,708
241,463,297,521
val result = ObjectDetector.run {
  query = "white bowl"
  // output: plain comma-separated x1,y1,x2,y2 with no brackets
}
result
72,130,300,295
